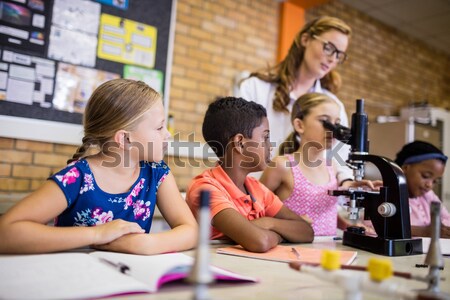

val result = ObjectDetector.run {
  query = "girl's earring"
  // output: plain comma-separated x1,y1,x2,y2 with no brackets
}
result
125,132,132,143
124,135,131,149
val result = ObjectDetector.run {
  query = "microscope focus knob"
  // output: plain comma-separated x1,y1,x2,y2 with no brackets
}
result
377,202,397,217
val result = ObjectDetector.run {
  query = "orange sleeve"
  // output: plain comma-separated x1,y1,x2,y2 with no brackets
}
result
186,178,238,220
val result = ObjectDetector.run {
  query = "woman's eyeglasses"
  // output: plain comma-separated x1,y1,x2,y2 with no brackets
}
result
313,35,347,64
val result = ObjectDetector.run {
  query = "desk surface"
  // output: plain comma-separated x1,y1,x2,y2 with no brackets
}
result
116,237,449,300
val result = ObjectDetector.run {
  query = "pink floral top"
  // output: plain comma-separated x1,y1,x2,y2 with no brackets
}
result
283,154,339,236
50,159,169,233
409,190,450,227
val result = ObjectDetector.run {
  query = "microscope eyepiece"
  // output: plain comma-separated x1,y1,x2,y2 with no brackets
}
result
321,120,352,143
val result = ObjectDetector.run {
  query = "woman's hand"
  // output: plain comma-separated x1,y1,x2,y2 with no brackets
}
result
92,219,145,246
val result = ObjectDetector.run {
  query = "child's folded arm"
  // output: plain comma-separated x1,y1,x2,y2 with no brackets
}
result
270,206,314,243
212,208,281,253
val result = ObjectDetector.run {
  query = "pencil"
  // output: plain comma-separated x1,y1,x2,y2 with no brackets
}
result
291,247,301,260
99,258,130,274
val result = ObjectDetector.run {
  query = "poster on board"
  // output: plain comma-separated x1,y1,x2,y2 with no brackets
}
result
0,0,174,145
0,49,55,107
97,13,157,68
123,65,163,94
95,0,129,10
0,0,51,55
47,0,101,67
53,62,120,113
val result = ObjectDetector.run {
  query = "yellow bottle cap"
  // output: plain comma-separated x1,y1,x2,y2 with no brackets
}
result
367,257,393,281
320,250,341,271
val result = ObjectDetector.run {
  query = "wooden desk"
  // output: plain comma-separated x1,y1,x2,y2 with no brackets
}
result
116,238,449,300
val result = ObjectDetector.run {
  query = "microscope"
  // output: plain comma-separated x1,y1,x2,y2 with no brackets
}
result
323,99,422,256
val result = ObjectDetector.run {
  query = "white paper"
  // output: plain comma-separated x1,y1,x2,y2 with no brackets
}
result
0,72,7,89
35,63,55,77
33,90,44,103
101,33,124,44
3,51,32,65
0,253,150,300
132,33,152,48
0,25,29,39
103,23,125,35
8,37,22,45
52,0,100,35
101,43,122,55
9,65,35,81
33,77,54,103
0,251,257,300
29,37,44,45
41,77,54,93
6,78,34,104
2,50,14,62
89,251,257,291
32,14,46,28
48,26,97,67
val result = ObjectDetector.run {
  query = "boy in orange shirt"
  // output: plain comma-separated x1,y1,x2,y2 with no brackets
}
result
186,97,313,253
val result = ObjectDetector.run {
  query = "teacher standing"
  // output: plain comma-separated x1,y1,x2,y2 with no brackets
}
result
239,16,353,183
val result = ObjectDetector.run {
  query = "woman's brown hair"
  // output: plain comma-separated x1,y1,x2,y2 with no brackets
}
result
247,16,351,113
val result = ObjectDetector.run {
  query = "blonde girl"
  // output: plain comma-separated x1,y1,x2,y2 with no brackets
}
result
0,79,197,254
260,92,380,236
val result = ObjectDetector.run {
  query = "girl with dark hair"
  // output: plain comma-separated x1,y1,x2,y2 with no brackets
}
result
395,141,450,238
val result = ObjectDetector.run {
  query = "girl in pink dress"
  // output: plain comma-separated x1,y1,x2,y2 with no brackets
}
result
260,92,380,236
394,141,450,238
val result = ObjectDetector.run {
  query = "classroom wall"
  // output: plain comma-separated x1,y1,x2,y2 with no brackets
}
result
166,0,280,189
309,1,450,116
1,0,449,203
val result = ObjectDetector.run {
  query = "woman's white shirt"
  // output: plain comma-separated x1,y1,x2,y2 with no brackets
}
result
238,76,353,183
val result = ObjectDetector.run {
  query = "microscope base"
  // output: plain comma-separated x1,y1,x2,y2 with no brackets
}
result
343,231,423,256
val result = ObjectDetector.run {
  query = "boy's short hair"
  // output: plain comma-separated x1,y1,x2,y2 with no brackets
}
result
395,140,448,166
202,97,267,157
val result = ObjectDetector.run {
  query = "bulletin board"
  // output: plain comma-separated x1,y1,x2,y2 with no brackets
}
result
0,0,176,145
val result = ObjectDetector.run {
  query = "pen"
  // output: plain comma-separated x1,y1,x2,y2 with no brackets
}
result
99,258,130,274
291,247,301,260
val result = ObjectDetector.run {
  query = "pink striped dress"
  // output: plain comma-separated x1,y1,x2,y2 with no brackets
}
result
283,154,339,236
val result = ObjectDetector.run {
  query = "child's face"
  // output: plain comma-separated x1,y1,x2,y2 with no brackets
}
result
240,117,271,172
296,101,340,150
129,100,170,162
402,159,445,198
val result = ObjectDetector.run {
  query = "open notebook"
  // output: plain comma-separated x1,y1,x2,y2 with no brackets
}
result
217,245,357,265
0,251,257,300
